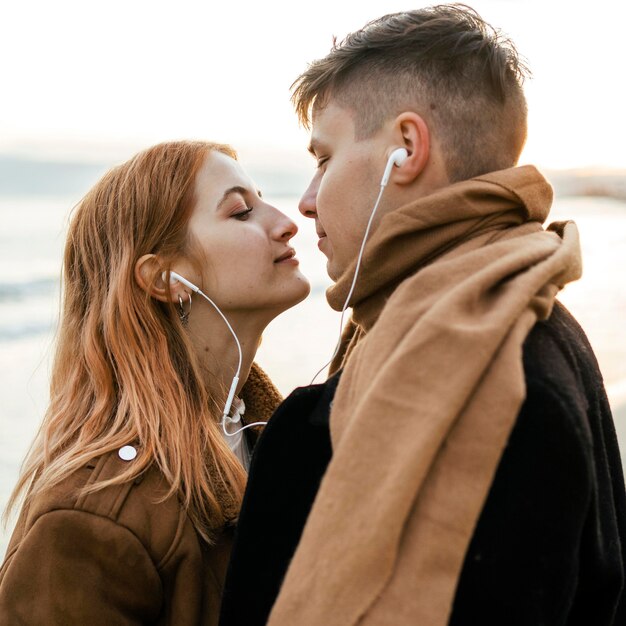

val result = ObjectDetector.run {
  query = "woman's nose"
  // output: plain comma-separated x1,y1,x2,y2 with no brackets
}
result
270,207,298,241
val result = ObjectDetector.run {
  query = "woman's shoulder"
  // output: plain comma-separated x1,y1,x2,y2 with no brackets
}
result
9,448,188,569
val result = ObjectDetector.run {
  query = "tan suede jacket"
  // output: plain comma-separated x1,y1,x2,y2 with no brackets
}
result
0,450,233,625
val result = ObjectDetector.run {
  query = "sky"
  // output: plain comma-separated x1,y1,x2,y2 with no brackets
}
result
1,0,625,170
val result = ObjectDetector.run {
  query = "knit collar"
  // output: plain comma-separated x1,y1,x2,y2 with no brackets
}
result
218,363,283,524
326,165,553,330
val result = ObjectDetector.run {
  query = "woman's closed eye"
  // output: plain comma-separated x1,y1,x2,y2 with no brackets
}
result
233,205,254,221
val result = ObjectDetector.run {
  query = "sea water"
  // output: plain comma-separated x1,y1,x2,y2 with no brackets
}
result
1,191,625,557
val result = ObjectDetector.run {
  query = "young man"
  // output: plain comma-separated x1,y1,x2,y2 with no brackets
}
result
219,6,626,625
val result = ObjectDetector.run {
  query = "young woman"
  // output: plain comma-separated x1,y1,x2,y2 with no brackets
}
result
0,141,310,624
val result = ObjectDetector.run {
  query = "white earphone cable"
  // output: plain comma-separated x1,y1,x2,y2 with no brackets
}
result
194,289,268,437
167,271,266,436
309,183,387,385
168,149,406,430
309,147,407,384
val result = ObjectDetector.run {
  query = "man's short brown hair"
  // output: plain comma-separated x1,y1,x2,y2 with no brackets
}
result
291,4,530,182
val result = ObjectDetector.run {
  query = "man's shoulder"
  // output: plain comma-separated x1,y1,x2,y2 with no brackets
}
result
265,370,342,431
516,300,609,464
523,300,601,400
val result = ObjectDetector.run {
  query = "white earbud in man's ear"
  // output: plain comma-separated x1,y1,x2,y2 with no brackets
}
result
380,148,409,187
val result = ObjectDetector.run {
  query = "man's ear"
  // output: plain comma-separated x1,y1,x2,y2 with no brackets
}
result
390,112,431,184
135,254,177,303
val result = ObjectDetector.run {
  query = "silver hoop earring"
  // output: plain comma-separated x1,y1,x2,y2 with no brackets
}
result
178,292,192,326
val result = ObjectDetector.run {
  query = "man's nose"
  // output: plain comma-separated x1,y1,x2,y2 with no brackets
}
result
298,176,319,218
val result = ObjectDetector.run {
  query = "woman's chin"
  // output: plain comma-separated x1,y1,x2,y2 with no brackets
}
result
268,274,312,316
230,274,311,324
282,274,312,309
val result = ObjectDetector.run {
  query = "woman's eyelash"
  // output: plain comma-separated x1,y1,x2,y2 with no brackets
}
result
233,206,253,220
316,157,329,169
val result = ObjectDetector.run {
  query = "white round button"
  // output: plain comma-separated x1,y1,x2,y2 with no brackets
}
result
118,445,137,461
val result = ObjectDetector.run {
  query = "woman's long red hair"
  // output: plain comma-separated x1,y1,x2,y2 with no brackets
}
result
5,141,247,542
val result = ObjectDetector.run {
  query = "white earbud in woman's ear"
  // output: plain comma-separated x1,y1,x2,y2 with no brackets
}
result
162,271,201,293
162,271,177,285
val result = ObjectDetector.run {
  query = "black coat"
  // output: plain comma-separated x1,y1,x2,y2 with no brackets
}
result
220,302,626,625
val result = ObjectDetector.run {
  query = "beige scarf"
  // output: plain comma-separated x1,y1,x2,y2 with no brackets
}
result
268,166,582,625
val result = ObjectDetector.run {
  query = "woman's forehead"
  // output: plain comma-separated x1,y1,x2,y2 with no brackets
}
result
194,151,258,205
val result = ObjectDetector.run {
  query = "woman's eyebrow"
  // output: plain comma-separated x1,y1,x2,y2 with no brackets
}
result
216,185,248,210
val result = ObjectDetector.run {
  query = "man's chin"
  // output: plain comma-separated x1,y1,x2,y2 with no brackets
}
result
319,243,342,282
326,258,341,282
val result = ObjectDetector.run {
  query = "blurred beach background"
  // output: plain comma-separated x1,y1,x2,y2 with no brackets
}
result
1,0,625,557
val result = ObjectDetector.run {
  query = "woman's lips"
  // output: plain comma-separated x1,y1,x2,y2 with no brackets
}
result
276,256,299,266
274,248,299,265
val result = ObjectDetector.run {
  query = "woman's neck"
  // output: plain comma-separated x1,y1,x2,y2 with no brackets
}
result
186,306,268,411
